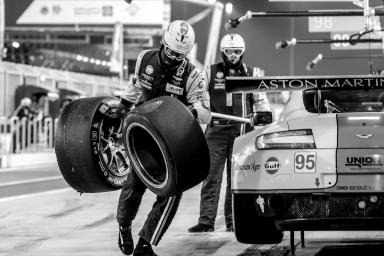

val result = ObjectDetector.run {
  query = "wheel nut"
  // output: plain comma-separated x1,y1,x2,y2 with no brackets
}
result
370,196,378,203
358,201,366,209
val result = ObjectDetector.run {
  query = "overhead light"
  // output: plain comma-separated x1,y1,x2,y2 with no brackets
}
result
208,0,216,4
225,2,233,15
95,59,101,65
83,57,89,62
12,41,20,48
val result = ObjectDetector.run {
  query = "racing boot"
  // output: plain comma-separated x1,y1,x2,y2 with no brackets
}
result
188,223,214,233
118,225,134,255
133,237,158,256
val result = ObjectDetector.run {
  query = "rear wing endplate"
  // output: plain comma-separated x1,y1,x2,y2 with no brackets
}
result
226,75,384,93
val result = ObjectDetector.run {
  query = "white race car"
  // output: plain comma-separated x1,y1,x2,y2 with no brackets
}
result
228,75,384,244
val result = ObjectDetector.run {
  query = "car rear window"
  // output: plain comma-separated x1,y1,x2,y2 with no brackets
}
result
303,89,384,113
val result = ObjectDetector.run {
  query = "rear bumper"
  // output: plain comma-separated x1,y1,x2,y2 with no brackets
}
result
277,217,384,231
241,192,384,231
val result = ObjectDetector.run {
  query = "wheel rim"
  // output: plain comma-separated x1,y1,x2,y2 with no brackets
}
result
99,118,131,177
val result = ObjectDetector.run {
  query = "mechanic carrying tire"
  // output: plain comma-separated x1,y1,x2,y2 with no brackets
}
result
100,20,211,256
55,19,211,256
188,33,271,233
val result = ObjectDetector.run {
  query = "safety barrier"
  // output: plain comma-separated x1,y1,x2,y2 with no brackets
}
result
0,116,57,156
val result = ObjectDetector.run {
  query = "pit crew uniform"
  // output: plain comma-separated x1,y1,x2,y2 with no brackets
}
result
116,48,211,245
198,62,270,229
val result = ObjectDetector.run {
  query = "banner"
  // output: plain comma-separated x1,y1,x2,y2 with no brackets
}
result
17,0,165,25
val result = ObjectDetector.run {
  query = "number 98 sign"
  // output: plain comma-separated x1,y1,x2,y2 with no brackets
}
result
294,152,316,173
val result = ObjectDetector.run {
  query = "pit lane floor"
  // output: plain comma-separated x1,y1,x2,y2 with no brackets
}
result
1,164,384,256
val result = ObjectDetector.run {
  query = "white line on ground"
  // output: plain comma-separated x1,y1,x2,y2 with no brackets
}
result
0,176,63,187
0,163,59,172
0,188,71,203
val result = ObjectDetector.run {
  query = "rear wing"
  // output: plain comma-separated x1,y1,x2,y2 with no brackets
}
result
226,75,384,93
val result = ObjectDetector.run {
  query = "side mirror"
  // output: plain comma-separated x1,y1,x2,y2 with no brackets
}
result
250,111,273,126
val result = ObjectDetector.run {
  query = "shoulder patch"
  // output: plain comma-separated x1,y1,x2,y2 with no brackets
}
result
216,71,224,79
145,65,154,74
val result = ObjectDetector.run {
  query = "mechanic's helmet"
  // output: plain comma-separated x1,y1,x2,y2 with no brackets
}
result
220,33,245,68
161,20,195,66
20,97,32,107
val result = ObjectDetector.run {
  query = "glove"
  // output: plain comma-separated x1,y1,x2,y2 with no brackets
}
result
187,105,198,119
99,98,133,119
250,111,273,126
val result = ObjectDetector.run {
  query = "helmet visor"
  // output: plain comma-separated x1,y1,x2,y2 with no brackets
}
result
223,48,244,58
164,46,187,61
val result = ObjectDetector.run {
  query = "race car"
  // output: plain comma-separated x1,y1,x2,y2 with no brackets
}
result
228,75,384,244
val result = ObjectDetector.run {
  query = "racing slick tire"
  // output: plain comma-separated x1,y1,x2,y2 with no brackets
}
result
55,97,131,193
123,96,210,197
233,194,283,244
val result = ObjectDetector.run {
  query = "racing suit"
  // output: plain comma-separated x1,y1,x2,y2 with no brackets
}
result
116,49,211,245
198,62,269,228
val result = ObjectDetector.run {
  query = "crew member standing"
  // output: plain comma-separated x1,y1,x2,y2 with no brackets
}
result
188,33,270,233
101,20,211,256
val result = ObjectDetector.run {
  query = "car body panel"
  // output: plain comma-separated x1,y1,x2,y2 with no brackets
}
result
230,75,384,237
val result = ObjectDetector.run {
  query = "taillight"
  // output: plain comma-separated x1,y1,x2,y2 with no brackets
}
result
256,129,316,150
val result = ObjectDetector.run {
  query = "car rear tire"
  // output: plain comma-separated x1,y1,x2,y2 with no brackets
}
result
55,97,131,193
123,96,210,197
233,194,283,244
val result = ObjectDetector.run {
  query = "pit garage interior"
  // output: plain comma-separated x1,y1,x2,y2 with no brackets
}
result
2,0,384,256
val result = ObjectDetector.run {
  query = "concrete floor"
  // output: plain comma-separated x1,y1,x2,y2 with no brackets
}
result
2,164,384,256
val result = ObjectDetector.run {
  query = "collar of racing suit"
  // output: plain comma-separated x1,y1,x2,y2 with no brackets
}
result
222,60,247,77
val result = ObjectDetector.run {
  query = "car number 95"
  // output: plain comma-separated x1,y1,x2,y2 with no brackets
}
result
294,152,316,173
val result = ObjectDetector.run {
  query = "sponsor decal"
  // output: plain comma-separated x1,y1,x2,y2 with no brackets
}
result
176,66,184,76
53,5,62,15
256,195,265,213
234,161,261,172
41,6,49,15
179,21,189,42
264,157,280,174
215,78,225,83
142,73,154,81
166,83,184,95
191,90,208,101
336,185,374,191
356,133,373,139
91,130,97,141
216,71,224,79
226,76,384,92
145,65,154,75
214,83,225,90
345,155,383,169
